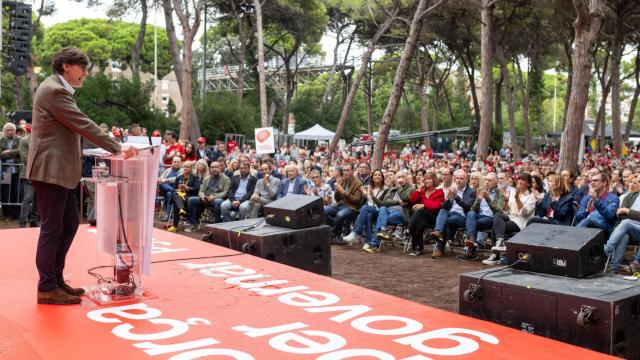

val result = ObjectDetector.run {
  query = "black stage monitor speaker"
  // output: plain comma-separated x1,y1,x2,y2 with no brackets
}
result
264,194,325,229
206,218,331,275
460,268,640,359
506,223,606,278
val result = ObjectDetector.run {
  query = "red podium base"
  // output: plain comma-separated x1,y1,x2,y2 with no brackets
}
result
0,225,614,359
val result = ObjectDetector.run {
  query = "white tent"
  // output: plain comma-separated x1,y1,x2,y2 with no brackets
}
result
293,124,335,141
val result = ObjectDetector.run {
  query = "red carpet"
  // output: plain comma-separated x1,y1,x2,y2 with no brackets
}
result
0,225,614,359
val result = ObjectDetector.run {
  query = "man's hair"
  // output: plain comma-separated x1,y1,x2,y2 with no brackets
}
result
3,122,17,131
51,47,90,74
165,130,177,139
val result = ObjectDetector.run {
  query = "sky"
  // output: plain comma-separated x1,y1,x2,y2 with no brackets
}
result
40,0,340,65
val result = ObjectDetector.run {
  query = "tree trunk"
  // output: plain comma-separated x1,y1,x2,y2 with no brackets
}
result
328,7,398,154
516,58,533,155
366,77,374,135
625,48,640,142
558,0,603,172
610,24,623,158
475,0,494,159
281,58,297,134
268,99,277,126
255,0,268,127
231,0,245,108
320,17,341,111
561,40,573,131
167,0,205,141
421,87,431,148
592,81,610,152
372,0,431,168
432,89,441,132
26,61,37,102
499,58,521,160
131,0,148,79
495,71,503,135
462,57,481,128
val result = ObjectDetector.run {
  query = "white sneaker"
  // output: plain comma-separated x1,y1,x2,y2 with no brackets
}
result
343,232,357,243
482,253,500,265
362,243,371,250
491,239,506,252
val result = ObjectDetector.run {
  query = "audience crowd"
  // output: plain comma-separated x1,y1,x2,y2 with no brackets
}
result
3,120,640,275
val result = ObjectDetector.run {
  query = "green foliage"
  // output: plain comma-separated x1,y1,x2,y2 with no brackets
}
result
36,18,172,77
74,73,178,132
197,92,260,142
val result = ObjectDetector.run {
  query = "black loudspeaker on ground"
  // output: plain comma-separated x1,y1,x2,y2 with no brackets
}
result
206,218,331,276
263,194,325,229
506,223,606,278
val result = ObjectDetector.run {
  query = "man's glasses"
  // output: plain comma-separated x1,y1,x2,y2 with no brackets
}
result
261,168,270,172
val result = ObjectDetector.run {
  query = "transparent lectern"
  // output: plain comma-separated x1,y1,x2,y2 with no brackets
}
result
83,144,160,304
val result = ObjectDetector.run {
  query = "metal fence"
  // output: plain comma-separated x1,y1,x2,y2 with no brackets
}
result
0,162,24,207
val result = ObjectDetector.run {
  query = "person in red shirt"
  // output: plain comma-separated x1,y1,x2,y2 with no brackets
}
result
163,130,185,166
183,141,198,162
226,137,238,154
407,172,445,256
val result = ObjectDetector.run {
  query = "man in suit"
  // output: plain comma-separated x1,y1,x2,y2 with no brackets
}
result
221,161,257,221
430,169,477,258
276,164,306,199
28,47,136,305
246,162,281,219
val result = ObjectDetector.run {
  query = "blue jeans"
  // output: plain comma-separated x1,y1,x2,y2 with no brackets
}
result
325,204,355,237
159,182,174,216
369,207,404,247
352,205,378,241
465,211,493,246
434,209,466,250
576,215,611,236
604,219,640,271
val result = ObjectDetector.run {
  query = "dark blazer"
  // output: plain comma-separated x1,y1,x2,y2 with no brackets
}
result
0,136,20,161
196,147,213,162
28,75,121,189
535,192,575,226
227,174,257,203
277,175,306,199
442,186,476,214
172,173,201,197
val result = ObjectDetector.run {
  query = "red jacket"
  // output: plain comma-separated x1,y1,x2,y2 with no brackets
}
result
409,188,444,214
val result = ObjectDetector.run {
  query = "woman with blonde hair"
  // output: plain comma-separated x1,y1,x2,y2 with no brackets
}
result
194,159,209,182
527,173,574,226
469,171,484,190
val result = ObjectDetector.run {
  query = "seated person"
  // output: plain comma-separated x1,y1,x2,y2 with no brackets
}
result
305,169,333,205
430,169,476,259
246,162,281,219
342,169,386,245
459,172,504,261
168,161,200,232
575,171,619,236
158,156,183,221
276,164,306,199
187,161,230,224
325,163,364,244
407,172,444,256
221,162,257,221
604,174,640,272
527,173,575,226
366,170,415,253
484,173,536,266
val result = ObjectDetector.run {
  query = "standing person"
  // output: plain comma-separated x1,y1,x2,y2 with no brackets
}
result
19,125,39,227
163,130,184,166
28,47,136,305
0,122,21,219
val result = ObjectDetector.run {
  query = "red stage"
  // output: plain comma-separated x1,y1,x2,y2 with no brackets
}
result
0,225,616,359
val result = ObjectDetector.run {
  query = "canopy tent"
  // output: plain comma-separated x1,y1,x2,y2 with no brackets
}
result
293,124,336,141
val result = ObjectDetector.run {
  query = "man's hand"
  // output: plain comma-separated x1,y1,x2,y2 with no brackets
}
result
587,198,595,213
121,145,139,159
250,193,259,202
412,204,424,211
335,183,344,193
617,207,630,217
232,200,240,208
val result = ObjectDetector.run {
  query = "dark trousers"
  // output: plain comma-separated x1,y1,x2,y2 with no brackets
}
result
409,208,437,251
33,180,80,292
526,217,561,226
19,179,39,225
492,213,520,240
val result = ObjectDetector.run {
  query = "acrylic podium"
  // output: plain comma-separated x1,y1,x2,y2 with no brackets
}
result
83,144,160,304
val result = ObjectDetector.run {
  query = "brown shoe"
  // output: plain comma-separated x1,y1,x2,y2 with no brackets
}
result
60,282,86,296
430,230,443,240
432,247,443,259
37,288,81,305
